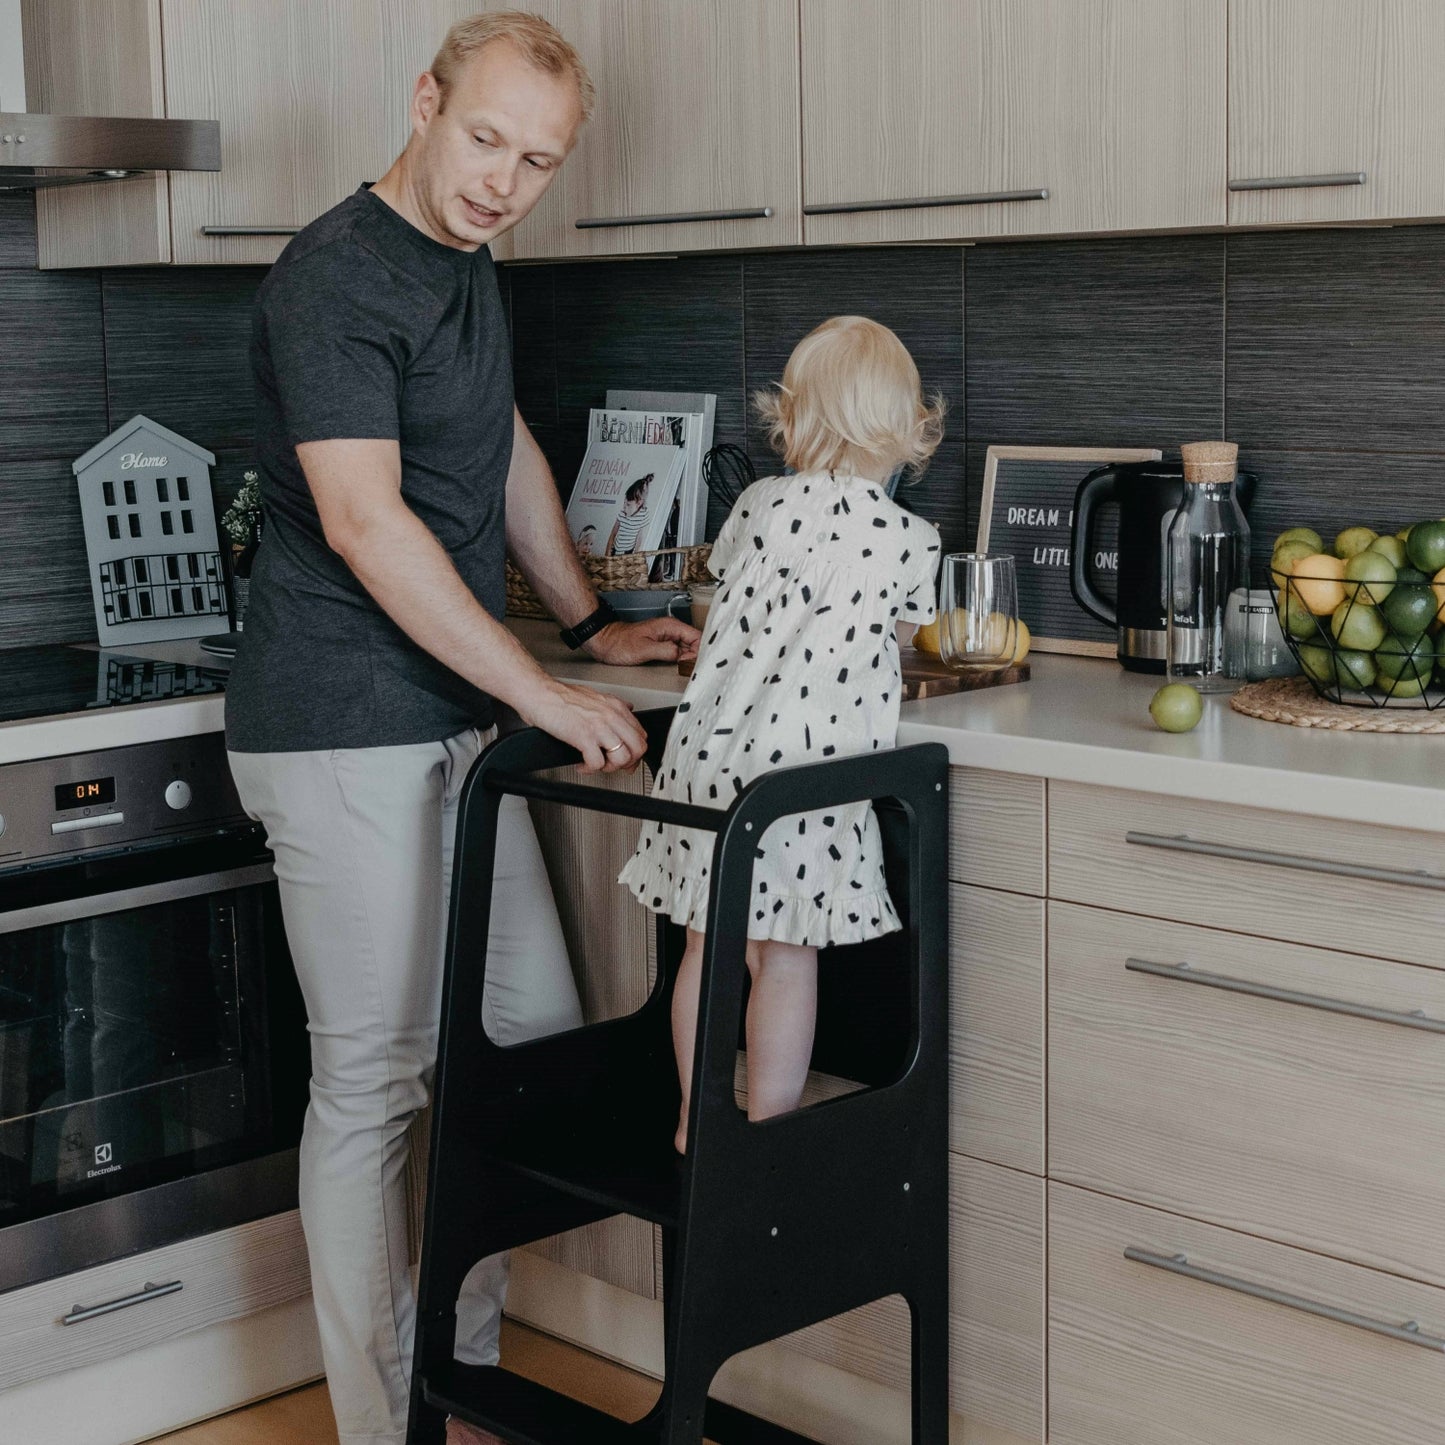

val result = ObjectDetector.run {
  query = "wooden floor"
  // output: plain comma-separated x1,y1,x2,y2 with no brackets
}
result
154,1321,665,1444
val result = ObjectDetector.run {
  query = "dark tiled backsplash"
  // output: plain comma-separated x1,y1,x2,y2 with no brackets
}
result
2,186,1443,647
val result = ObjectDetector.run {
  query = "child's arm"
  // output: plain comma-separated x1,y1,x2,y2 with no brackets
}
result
895,621,918,650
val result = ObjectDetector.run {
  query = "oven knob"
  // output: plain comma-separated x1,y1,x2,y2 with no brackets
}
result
164,780,193,811
0,813,5,837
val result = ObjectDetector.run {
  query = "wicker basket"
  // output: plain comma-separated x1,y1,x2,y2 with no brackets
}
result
506,543,714,621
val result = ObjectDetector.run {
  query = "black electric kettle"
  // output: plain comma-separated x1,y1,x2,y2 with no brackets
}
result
1070,460,1257,672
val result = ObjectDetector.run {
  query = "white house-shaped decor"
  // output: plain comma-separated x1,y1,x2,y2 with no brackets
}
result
72,414,230,647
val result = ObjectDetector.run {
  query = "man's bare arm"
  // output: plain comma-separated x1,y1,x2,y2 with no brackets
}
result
298,436,645,771
505,410,698,664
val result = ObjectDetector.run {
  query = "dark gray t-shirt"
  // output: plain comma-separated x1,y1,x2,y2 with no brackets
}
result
225,186,513,753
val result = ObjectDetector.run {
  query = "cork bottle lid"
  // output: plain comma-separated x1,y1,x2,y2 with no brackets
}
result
1180,440,1239,484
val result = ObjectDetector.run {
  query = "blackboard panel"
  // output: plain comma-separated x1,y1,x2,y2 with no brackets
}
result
974,446,1161,656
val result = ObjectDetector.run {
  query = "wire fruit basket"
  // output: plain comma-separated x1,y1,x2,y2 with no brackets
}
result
1274,567,1445,709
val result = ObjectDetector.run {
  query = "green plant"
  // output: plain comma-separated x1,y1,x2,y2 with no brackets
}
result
221,469,262,548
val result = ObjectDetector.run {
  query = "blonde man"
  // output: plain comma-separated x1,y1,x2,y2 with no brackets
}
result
226,14,697,1444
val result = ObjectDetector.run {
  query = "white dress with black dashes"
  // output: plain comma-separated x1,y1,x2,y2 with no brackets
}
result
618,470,941,947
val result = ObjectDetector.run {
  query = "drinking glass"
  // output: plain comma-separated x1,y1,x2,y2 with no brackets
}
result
938,554,1019,672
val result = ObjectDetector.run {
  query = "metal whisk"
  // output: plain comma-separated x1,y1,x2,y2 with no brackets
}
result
701,443,756,511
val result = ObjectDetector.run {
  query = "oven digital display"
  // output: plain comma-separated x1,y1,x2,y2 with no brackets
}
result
55,777,117,811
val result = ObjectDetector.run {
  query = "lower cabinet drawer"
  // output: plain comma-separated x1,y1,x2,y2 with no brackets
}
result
0,1210,311,1390
1050,1183,1445,1445
780,1154,1045,1442
1049,901,1445,1287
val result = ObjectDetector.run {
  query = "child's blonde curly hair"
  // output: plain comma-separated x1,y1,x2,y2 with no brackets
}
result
754,316,946,479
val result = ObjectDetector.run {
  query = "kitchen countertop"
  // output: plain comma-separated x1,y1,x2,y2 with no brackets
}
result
7,623,1443,833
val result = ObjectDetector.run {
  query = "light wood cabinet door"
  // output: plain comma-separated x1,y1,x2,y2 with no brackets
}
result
1050,901,1445,1288
951,884,1044,1175
801,0,1225,246
1230,0,1445,225
782,1155,1046,1442
162,0,402,265
22,0,171,269
949,768,1045,896
1050,1183,1445,1445
500,0,801,259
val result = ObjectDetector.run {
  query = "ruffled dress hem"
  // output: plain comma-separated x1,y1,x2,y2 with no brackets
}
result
618,855,901,948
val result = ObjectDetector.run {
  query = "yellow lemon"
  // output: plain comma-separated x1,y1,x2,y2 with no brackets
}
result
1289,553,1347,616
1011,618,1032,665
913,617,942,655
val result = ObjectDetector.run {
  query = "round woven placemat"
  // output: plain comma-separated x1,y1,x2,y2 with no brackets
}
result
1231,676,1445,733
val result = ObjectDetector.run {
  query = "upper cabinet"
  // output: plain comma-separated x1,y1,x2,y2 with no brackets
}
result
801,0,1226,247
1229,0,1445,226
500,0,800,259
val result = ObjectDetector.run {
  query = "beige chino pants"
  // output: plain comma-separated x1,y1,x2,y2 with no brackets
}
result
228,728,582,1445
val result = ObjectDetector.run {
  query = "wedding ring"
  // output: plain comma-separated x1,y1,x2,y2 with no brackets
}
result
604,743,626,754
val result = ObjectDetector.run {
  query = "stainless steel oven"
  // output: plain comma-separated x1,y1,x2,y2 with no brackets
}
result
0,731,307,1295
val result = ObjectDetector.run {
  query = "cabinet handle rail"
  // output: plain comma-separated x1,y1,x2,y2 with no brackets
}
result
804,188,1048,216
200,225,301,236
1124,1248,1445,1352
1124,957,1445,1034
574,206,772,230
1229,172,1366,192
63,1279,183,1326
1124,830,1445,891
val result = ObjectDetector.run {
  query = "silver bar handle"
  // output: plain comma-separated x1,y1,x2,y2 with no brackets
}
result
1125,957,1445,1034
804,188,1048,216
201,225,301,236
574,206,772,230
1125,1248,1445,1352
1124,830,1445,892
0,862,275,937
63,1279,183,1326
1229,172,1366,192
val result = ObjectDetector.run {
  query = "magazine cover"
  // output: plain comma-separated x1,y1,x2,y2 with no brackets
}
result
605,391,716,556
565,410,686,562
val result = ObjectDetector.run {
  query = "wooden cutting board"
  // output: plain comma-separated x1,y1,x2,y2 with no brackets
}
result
677,652,1030,698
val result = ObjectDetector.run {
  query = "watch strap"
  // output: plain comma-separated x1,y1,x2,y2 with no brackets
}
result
559,599,619,651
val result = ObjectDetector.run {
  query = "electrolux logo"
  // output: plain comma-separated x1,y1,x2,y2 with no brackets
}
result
87,1142,121,1180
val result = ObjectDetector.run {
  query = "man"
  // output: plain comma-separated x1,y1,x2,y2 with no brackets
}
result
224,14,696,1444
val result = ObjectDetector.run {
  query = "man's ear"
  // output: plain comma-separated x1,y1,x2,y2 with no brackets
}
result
413,71,442,133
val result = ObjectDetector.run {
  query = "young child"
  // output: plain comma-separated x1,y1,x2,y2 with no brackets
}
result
618,316,944,1152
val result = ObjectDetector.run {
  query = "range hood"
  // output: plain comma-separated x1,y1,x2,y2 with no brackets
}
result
0,112,220,191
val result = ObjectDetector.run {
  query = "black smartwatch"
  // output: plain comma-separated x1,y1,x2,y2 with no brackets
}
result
559,599,619,651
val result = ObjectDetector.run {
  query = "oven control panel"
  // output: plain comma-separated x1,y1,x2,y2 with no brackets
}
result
0,733,249,867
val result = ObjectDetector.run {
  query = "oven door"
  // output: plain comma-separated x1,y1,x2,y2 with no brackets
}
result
0,830,308,1292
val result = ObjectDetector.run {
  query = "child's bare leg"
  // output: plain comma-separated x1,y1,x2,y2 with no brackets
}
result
671,927,706,1153
745,940,819,1121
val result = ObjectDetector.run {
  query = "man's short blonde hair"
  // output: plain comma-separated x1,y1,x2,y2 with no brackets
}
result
432,10,595,121
755,316,946,479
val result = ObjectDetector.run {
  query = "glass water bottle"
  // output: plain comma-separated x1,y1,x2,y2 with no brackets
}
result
1166,441,1251,693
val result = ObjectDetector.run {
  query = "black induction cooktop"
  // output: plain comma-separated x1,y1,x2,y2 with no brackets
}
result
0,644,227,726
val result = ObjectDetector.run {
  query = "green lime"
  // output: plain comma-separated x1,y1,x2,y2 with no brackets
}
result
1397,566,1430,586
1406,518,1445,574
1298,643,1336,686
1334,649,1377,692
1380,584,1437,638
1276,586,1321,641
1330,599,1387,651
1377,671,1428,700
1375,633,1436,685
1149,682,1204,733
1342,550,1397,605
1271,539,1317,583
1275,526,1324,554
1368,534,1409,569
1335,525,1379,559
